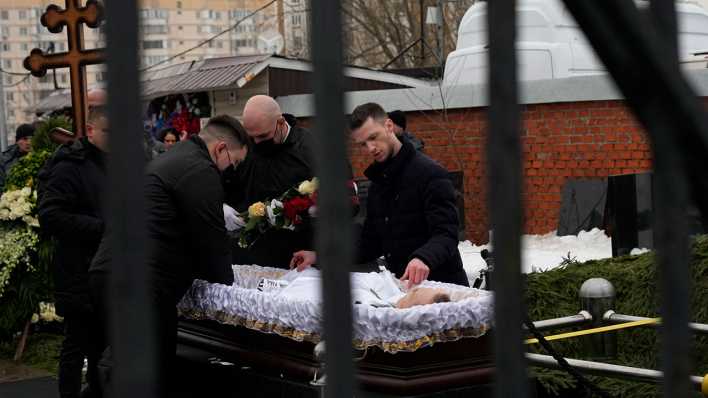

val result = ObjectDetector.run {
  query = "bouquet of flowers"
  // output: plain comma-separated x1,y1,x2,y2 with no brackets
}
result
0,187,40,227
236,178,319,248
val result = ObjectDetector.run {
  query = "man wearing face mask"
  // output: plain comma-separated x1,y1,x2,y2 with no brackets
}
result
224,95,316,268
88,114,248,398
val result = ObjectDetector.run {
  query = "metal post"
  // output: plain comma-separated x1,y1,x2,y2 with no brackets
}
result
487,0,527,395
104,0,156,397
0,70,7,152
310,0,355,397
436,0,444,73
579,278,616,359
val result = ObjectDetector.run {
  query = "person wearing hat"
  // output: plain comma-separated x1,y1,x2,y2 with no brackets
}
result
0,123,35,189
387,110,424,152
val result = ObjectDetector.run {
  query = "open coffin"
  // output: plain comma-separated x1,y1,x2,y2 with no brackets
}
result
177,265,495,396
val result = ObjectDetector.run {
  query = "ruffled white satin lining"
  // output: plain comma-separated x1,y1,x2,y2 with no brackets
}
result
178,264,494,347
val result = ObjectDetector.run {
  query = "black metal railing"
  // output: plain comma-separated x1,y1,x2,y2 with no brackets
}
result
101,0,707,396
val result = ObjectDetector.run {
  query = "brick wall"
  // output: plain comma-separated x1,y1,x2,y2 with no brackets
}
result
306,98,707,244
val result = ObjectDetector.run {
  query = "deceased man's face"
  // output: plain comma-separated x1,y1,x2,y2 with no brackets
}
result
396,287,449,309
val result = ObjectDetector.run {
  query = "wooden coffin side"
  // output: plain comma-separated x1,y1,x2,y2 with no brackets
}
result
178,319,494,395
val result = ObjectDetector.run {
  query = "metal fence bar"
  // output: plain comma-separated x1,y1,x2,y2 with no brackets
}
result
605,313,708,335
527,312,592,333
558,1,708,396
527,353,705,392
309,0,355,397
486,0,527,396
104,1,156,397
648,2,692,397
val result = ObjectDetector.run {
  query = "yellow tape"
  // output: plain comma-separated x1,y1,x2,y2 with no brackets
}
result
525,318,660,345
702,374,708,397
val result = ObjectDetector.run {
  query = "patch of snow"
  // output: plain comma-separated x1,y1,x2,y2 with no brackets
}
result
630,248,651,256
459,228,613,282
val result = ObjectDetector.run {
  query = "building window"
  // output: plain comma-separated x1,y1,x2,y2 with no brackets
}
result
177,1,182,8
139,9,168,20
1,26,9,36
6,93,14,102
291,14,302,26
18,10,26,19
1,43,9,51
3,59,11,68
0,10,8,20
21,43,29,51
142,25,168,34
142,40,165,49
19,27,28,35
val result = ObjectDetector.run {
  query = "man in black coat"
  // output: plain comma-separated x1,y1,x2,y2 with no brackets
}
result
0,123,34,189
89,115,247,398
291,102,468,287
38,107,109,398
224,95,316,268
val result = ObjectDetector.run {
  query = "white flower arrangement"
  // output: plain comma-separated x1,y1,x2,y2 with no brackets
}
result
0,225,39,299
0,187,39,228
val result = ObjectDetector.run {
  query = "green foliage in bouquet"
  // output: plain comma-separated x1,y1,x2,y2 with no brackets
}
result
32,115,70,154
526,235,708,397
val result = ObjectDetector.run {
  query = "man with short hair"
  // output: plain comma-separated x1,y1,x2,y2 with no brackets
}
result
292,102,469,287
38,105,109,398
388,110,424,152
225,95,316,267
89,114,248,397
0,123,35,189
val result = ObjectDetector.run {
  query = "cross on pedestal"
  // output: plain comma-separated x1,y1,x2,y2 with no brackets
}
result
23,0,105,140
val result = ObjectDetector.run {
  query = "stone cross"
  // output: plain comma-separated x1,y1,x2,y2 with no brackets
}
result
23,0,105,140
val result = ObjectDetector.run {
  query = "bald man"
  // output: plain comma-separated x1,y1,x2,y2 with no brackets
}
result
224,95,316,268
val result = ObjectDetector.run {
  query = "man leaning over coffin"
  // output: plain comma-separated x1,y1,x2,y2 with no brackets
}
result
291,102,469,287
222,95,317,268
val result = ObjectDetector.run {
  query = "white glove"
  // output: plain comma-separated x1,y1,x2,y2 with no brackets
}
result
223,204,245,232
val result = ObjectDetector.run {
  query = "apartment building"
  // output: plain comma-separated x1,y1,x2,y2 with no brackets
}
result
0,0,309,145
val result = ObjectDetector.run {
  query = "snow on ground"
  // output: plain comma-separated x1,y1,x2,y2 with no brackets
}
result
459,228,613,283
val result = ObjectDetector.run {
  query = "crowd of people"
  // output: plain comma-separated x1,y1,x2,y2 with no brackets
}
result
26,90,460,398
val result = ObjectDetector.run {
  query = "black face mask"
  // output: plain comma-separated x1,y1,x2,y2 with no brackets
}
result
252,138,279,155
252,121,285,156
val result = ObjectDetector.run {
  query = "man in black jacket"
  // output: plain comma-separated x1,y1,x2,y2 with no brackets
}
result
38,107,109,398
291,103,469,287
0,123,34,189
89,114,247,397
225,95,316,267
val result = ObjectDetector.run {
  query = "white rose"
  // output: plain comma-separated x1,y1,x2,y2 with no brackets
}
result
21,187,31,197
31,313,39,324
0,209,9,220
297,178,318,195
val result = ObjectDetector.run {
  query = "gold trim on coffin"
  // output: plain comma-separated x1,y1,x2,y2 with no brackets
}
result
179,308,488,353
